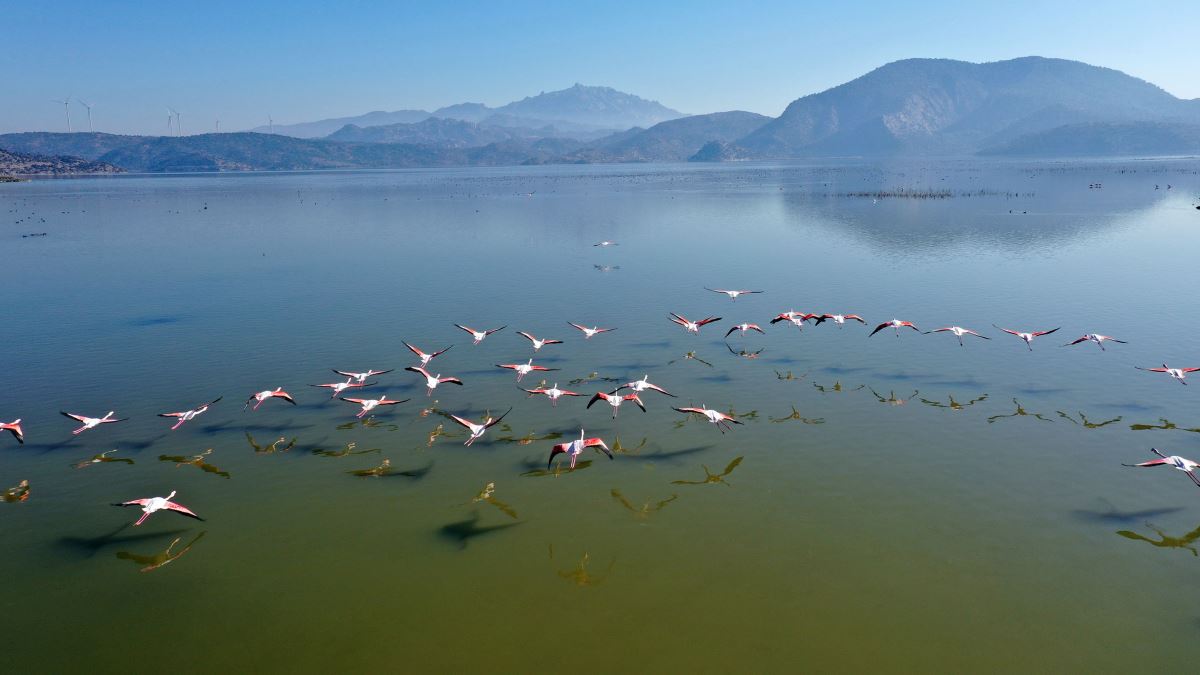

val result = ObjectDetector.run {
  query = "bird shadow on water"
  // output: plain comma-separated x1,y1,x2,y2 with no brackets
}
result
124,315,186,328
56,523,191,558
437,511,522,550
1070,498,1184,524
199,419,316,435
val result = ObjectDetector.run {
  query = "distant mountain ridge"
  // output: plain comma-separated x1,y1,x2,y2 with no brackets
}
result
0,147,123,175
6,57,1200,172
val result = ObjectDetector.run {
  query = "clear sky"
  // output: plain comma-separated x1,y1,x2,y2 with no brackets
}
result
4,0,1198,135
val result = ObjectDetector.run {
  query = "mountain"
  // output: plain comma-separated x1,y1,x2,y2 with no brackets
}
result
488,83,685,129
0,132,152,161
566,111,770,162
980,121,1200,157
326,118,532,146
248,110,431,138
0,147,123,175
737,56,1200,157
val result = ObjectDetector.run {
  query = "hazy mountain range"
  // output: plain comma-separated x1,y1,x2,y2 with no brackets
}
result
3,57,1199,174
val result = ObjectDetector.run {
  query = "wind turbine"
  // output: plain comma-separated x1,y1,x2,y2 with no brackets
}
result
268,114,274,134
168,107,181,136
76,98,94,132
166,106,174,135
214,117,220,133
52,96,72,132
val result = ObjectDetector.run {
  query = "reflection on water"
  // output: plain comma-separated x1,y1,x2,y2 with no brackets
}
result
919,394,988,411
1117,524,1200,556
158,449,231,478
672,456,744,487
467,482,518,520
611,489,678,521
1057,411,1122,428
2,479,30,503
987,398,1053,424
869,388,918,406
769,406,826,424
312,441,381,458
116,531,206,572
813,381,863,394
556,552,614,587
72,449,135,468
245,432,297,454
1129,418,1200,433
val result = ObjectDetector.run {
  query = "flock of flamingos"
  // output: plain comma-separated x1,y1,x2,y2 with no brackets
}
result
2,282,1198,521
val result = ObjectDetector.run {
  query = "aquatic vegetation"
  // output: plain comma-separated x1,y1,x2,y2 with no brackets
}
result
611,489,678,521
2,479,30,503
72,449,134,469
246,432,297,454
116,531,206,572
1116,523,1200,556
919,394,988,411
987,398,1053,424
158,449,230,478
769,406,825,424
672,456,744,486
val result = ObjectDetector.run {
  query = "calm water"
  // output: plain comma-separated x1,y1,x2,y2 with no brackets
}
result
3,159,1200,673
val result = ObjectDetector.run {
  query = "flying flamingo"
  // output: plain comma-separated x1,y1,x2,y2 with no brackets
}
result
309,379,373,398
403,341,452,367
520,383,582,406
1124,448,1200,487
725,323,765,338
1063,333,1127,351
924,326,990,347
1,419,23,444
113,491,203,526
340,395,409,418
517,331,563,352
448,408,511,446
244,388,296,411
705,288,764,301
869,319,920,337
616,375,675,397
405,366,463,395
495,359,557,382
1136,364,1200,385
455,324,506,345
669,313,722,334
587,391,646,419
993,325,1060,350
567,322,616,339
672,406,744,433
814,313,865,327
548,429,613,469
593,241,618,247
61,411,127,435
332,368,393,384
158,397,222,430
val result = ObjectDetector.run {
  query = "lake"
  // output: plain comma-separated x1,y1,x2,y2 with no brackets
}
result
2,159,1200,672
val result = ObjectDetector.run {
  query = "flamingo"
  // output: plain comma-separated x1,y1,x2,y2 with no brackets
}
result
1064,333,1127,351
993,325,1060,350
593,241,618,247
616,375,675,397
724,323,765,338
669,313,722,334
517,331,563,352
332,368,393,384
567,322,616,339
244,388,296,411
520,383,582,407
157,397,221,430
61,411,127,435
1,419,23,444
924,326,990,347
1124,448,1200,487
814,313,866,327
340,395,409,418
309,379,373,398
1136,364,1200,385
548,429,612,469
403,341,452,367
447,408,511,446
705,288,763,301
869,319,920,337
496,359,557,382
672,406,743,433
112,491,203,526
405,366,463,395
455,324,506,345
587,391,646,419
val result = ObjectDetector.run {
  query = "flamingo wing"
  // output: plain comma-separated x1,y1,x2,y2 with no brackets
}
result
587,392,608,408
484,408,512,428
697,316,722,326
113,498,153,507
1033,327,1061,337
60,411,88,422
164,501,204,520
447,414,476,429
440,377,464,385
868,323,890,337
405,366,432,378
1064,336,1089,346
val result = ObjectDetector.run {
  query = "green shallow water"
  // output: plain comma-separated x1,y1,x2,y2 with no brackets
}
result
2,160,1200,672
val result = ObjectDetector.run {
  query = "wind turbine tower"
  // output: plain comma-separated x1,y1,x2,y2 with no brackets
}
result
53,97,72,132
76,99,94,132
166,106,175,135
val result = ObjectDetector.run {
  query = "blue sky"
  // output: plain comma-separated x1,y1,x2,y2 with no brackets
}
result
4,0,1198,135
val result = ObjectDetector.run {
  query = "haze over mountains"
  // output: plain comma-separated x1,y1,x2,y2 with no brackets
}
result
4,57,1199,174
